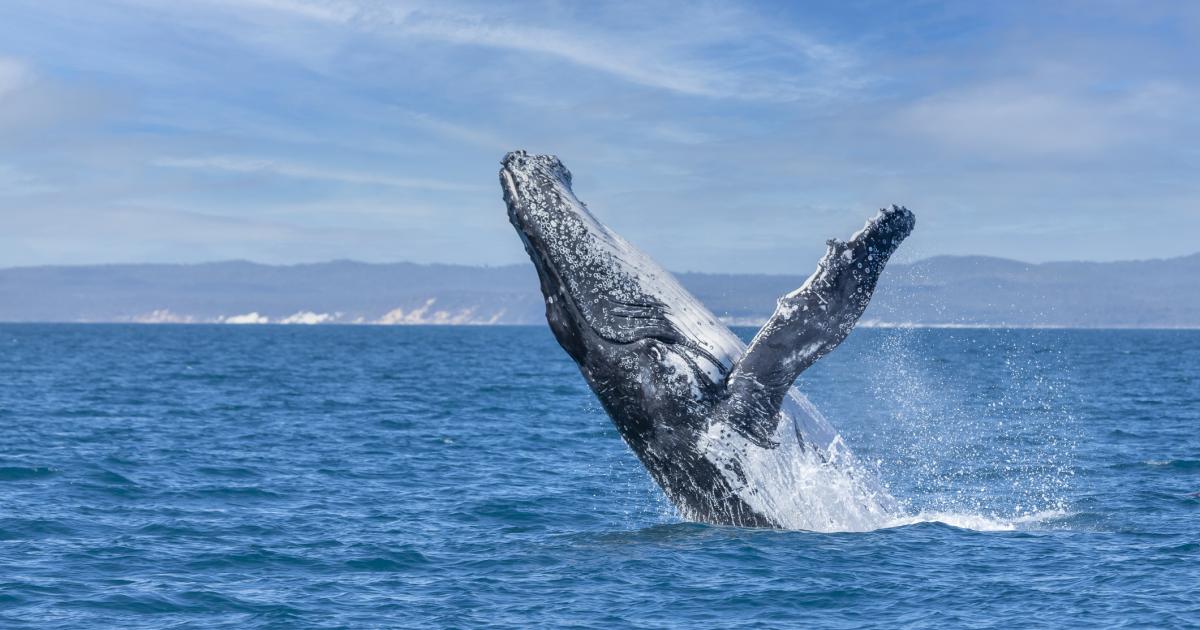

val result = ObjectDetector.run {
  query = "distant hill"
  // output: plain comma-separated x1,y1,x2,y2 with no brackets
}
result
1,254,1197,328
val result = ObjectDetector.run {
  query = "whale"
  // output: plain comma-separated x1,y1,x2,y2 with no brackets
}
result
500,150,915,529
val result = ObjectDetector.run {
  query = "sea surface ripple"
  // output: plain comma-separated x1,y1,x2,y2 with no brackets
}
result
1,325,1197,627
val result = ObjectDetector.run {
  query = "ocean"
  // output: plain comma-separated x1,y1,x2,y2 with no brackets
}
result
1,324,1197,628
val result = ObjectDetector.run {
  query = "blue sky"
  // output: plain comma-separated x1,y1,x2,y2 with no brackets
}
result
1,1,1197,272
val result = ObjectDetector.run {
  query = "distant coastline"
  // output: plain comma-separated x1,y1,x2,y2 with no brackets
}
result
5,321,1198,331
2,253,1197,329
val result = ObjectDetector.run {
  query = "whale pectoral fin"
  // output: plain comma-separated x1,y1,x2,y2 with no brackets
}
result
724,206,915,436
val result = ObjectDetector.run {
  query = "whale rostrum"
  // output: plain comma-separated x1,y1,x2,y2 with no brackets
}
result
501,150,915,529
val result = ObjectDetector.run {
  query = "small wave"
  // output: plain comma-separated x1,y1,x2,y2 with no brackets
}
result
344,549,431,572
1144,459,1200,469
880,509,1072,532
195,465,259,478
194,486,284,499
0,466,55,481
90,470,137,485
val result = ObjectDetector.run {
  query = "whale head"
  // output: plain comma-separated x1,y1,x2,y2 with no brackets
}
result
499,151,593,358
499,150,743,431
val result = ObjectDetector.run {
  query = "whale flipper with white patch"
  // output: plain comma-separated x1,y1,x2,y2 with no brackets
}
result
722,206,916,448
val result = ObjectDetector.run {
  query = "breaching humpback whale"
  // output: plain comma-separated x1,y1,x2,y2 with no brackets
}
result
501,150,915,529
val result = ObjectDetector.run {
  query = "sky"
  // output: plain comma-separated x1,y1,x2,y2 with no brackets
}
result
1,0,1197,273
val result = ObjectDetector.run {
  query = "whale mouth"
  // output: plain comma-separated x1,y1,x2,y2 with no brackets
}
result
498,153,571,304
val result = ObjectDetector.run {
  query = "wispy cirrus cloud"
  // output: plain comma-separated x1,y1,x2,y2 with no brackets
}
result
392,11,728,98
170,0,868,102
222,0,356,22
392,108,510,151
0,164,57,196
153,155,483,192
404,10,868,102
3,1,1199,269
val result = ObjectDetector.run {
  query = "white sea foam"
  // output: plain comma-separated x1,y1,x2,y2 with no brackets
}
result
880,508,1071,532
699,404,900,533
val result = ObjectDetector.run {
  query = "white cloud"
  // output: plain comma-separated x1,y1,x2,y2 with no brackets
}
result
168,1,863,102
896,80,1190,158
187,0,358,23
0,56,117,140
0,164,57,196
393,108,509,150
0,57,31,98
649,123,713,146
899,87,1114,156
153,155,482,191
396,12,722,98
389,7,864,102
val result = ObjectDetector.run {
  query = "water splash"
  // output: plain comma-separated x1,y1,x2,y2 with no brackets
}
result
852,327,1078,529
882,508,1073,532
695,325,1080,534
701,418,899,532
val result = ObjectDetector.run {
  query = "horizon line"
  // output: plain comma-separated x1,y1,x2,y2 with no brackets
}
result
2,321,1199,331
3,250,1197,274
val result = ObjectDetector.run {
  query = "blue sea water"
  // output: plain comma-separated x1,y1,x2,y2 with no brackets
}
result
1,324,1197,628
